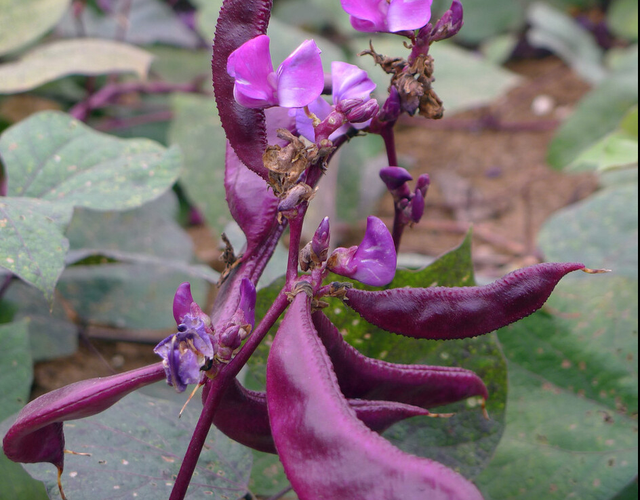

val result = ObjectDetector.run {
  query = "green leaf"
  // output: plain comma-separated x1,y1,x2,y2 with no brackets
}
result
1,280,77,361
0,320,48,500
148,47,212,85
477,180,638,499
0,39,154,95
168,94,230,233
0,197,73,302
608,0,639,42
548,55,638,170
527,2,605,85
0,0,71,57
249,233,507,481
0,319,32,421
55,0,201,49
11,392,252,499
1,111,182,211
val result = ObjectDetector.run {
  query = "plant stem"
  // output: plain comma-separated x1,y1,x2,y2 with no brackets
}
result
285,207,307,285
380,125,406,251
69,81,203,122
170,292,290,500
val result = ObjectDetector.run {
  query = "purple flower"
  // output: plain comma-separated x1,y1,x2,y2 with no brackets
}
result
227,35,324,109
295,61,378,142
327,216,397,286
341,0,434,33
154,283,214,392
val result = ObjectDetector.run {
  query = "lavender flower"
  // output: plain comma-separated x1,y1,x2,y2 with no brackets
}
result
227,34,324,109
154,283,214,392
295,61,378,143
327,216,397,286
341,0,434,33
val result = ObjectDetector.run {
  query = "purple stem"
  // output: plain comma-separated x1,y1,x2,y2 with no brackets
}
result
379,125,406,251
169,292,290,500
69,81,202,122
285,207,307,284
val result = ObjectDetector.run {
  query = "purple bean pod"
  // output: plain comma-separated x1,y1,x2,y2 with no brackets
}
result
312,311,489,407
266,293,484,499
209,378,430,454
344,262,586,340
212,0,273,179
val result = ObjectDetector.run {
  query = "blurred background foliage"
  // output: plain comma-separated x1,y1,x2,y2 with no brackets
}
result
0,0,637,499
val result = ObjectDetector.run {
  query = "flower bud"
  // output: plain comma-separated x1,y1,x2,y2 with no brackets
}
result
312,217,331,262
379,166,413,192
340,98,379,124
327,216,397,286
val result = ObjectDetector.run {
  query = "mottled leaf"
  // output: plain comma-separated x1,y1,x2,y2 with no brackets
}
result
1,111,182,211
0,39,153,94
168,93,230,233
0,197,73,301
5,391,252,499
0,0,71,56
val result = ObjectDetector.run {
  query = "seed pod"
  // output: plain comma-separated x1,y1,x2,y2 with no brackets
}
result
344,262,585,340
266,294,484,499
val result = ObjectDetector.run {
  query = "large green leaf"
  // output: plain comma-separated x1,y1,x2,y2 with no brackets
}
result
1,111,182,210
548,47,638,170
0,39,153,95
249,234,507,483
608,0,639,42
0,198,73,302
0,320,48,500
168,94,230,233
0,0,71,57
477,182,638,499
9,392,252,499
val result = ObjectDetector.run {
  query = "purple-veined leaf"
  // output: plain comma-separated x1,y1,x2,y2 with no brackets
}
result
344,262,586,340
266,293,484,499
213,0,273,179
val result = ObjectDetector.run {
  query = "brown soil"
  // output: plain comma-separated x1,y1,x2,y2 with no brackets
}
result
32,56,599,405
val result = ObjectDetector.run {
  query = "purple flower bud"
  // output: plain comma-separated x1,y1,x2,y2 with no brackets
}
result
227,35,324,109
172,282,194,324
428,0,464,42
416,173,431,195
379,86,403,124
327,216,397,286
379,166,413,191
312,217,331,262
340,98,379,123
341,0,434,33
410,187,426,223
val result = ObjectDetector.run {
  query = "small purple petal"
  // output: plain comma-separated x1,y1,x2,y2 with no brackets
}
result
380,166,413,191
341,0,389,32
387,0,433,32
172,282,194,324
276,39,324,108
332,61,376,104
328,216,397,286
312,217,331,260
227,35,278,108
294,97,333,142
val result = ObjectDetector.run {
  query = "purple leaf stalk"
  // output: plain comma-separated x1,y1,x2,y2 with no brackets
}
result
2,1,603,499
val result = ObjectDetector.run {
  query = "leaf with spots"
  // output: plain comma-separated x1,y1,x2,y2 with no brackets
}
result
0,110,181,211
0,197,72,302
475,182,638,499
5,391,252,500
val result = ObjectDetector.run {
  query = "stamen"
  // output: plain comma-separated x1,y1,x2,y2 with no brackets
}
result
179,383,204,418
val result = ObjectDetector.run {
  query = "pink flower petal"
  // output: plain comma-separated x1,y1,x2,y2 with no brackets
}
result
276,39,324,108
227,35,278,108
332,61,376,103
387,0,433,32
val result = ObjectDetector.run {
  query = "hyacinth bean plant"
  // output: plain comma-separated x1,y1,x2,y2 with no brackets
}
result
2,0,605,499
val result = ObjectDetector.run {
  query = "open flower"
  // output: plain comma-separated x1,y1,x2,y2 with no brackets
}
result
227,34,324,109
341,0,434,33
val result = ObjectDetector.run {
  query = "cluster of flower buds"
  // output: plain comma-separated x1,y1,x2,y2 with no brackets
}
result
295,61,379,144
154,279,256,392
380,166,430,226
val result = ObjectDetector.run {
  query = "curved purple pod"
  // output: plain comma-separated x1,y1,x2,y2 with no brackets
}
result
224,143,279,252
209,378,431,454
266,294,484,499
345,262,585,340
213,0,272,179
312,311,489,408
3,363,165,470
